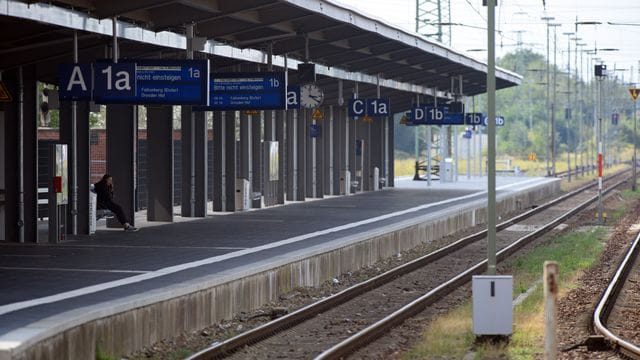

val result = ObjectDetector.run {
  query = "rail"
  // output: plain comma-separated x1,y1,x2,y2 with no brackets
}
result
592,226,640,358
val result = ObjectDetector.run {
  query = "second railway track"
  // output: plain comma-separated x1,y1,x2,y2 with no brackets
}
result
592,213,640,358
188,170,631,360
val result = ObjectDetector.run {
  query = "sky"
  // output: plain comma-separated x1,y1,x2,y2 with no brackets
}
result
335,0,640,84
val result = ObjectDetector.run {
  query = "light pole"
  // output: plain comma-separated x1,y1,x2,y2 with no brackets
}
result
576,42,586,174
487,0,497,275
571,37,582,176
631,70,638,191
542,16,555,176
589,54,600,174
550,23,562,176
564,31,575,181
596,62,606,224
575,21,602,175
611,68,629,167
596,50,620,170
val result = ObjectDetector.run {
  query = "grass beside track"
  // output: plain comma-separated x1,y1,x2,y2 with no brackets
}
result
402,181,640,360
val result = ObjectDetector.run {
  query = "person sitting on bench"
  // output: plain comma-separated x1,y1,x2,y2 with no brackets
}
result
94,174,138,232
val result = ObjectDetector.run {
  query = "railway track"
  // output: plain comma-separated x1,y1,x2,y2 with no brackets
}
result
592,219,640,358
188,171,630,360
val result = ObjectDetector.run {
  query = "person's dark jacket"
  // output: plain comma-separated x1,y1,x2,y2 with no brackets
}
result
94,179,113,204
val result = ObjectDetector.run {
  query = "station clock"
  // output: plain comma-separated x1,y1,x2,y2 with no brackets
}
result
300,83,324,109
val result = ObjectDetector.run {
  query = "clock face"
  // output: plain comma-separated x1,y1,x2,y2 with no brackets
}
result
300,83,324,109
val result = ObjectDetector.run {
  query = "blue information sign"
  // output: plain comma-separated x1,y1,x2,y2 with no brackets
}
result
310,124,321,138
196,72,286,111
93,60,210,105
348,98,390,117
410,105,466,125
135,60,209,105
58,63,92,100
366,98,390,116
445,112,465,125
287,86,300,109
348,99,366,117
482,116,505,126
465,113,484,126
93,62,136,103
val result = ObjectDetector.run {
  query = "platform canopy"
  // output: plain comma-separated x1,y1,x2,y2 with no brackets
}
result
2,0,521,111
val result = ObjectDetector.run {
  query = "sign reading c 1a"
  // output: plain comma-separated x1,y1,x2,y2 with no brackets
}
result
348,98,389,117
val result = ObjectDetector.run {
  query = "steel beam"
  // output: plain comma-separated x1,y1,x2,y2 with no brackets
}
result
0,1,520,95
106,104,136,228
60,100,90,234
146,105,174,222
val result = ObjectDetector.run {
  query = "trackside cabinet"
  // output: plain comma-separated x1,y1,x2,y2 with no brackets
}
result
472,275,513,335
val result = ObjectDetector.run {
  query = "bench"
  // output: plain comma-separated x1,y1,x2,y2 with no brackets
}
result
90,184,114,221
96,208,114,221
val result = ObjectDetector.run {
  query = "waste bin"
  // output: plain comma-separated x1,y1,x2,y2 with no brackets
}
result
89,187,97,234
235,178,251,211
340,171,351,195
443,158,454,182
373,167,380,191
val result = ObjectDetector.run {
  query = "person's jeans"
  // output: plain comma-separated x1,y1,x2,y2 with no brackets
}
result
98,200,128,225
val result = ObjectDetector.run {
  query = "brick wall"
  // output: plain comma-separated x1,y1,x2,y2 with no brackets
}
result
38,128,214,211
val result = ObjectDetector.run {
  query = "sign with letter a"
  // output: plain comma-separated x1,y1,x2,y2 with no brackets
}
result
58,63,92,100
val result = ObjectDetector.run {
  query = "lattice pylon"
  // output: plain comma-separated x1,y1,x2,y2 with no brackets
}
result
416,0,451,45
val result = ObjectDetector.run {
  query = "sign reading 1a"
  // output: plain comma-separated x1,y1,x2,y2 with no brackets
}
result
93,63,136,103
348,98,390,117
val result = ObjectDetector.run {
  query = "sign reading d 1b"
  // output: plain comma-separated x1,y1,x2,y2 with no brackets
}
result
348,98,390,117
411,105,465,125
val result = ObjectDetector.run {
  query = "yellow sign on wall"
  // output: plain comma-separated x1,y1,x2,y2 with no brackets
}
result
0,80,12,102
312,108,324,121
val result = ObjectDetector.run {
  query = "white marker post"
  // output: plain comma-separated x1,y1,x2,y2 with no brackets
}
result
544,261,559,360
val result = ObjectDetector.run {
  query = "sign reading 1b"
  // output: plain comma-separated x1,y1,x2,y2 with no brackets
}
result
465,113,484,126
206,72,286,111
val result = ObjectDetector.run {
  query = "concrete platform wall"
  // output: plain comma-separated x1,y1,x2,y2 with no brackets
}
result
9,180,560,360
